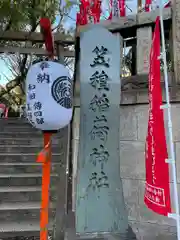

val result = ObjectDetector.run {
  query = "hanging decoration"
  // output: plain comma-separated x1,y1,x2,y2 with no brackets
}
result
40,18,54,58
76,0,102,25
108,0,125,19
26,61,73,131
76,0,88,25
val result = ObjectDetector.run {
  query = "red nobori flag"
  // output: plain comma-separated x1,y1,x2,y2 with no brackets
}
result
76,0,88,25
76,0,101,26
144,17,171,216
108,0,125,19
145,0,152,12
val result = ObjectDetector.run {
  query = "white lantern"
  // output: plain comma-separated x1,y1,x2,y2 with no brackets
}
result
25,61,73,131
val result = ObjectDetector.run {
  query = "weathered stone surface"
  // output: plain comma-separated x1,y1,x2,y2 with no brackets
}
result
121,91,137,105
0,125,38,132
122,179,140,221
0,137,62,145
0,208,56,222
72,139,79,212
0,118,30,125
73,107,80,140
120,106,138,141
0,188,57,203
76,27,128,235
0,132,44,138
136,27,152,75
128,221,141,240
129,221,177,240
136,90,149,104
0,175,58,187
122,87,180,105
0,145,63,153
0,128,67,138
0,153,65,163
170,104,180,141
135,103,180,159
138,181,175,226
135,105,148,142
0,221,53,238
120,141,145,180
0,120,69,238
72,98,180,238
0,163,61,174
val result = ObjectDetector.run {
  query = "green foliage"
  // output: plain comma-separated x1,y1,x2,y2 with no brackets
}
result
0,0,60,30
0,0,75,110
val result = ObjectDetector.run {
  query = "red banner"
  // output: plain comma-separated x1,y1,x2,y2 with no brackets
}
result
108,0,125,19
40,18,54,58
119,0,125,16
76,0,101,26
144,16,171,216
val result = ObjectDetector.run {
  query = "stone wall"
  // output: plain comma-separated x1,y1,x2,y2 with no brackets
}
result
72,103,180,239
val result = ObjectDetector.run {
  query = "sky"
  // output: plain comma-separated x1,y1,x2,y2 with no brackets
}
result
0,0,168,86
0,61,13,85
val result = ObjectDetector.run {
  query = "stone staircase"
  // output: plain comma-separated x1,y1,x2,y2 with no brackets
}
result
0,118,69,238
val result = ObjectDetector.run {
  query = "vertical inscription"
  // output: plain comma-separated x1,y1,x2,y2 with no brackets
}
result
87,46,111,193
27,61,50,125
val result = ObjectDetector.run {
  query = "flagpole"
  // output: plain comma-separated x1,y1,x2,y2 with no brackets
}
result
158,2,180,239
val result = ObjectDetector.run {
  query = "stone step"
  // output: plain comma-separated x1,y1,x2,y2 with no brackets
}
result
0,186,57,203
0,145,64,154
0,130,67,138
0,207,56,223
0,137,63,145
0,163,62,174
0,173,59,187
0,220,53,238
0,119,68,131
0,202,56,223
0,201,55,210
0,132,44,138
0,127,66,133
0,126,38,132
0,153,64,163
0,123,55,130
0,118,29,125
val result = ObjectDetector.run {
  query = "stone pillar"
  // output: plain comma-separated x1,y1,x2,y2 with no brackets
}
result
76,25,128,239
72,107,80,212
136,27,152,74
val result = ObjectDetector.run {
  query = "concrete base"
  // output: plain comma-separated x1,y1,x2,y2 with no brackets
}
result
76,226,137,240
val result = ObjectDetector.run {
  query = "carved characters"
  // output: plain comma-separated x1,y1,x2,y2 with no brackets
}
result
90,46,110,68
89,70,110,91
87,45,111,193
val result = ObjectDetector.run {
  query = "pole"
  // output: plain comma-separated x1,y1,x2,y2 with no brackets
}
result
158,2,180,239
36,132,52,240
